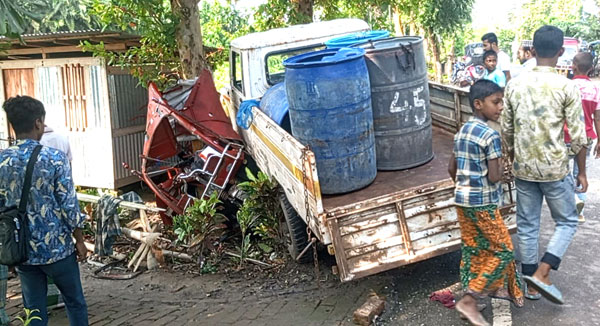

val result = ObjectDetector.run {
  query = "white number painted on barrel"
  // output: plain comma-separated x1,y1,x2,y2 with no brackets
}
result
389,86,427,126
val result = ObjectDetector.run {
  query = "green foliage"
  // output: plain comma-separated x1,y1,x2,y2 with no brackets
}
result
172,192,227,257
237,168,282,248
497,29,516,58
235,203,259,268
510,0,583,40
33,0,100,33
319,1,394,30
200,0,251,70
200,260,218,274
16,308,42,326
254,0,313,30
0,0,45,38
84,0,180,90
453,25,476,57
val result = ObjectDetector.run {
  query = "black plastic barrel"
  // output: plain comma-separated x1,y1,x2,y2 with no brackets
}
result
354,37,433,170
283,48,377,194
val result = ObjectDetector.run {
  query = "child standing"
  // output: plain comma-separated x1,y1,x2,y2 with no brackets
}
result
482,50,506,87
564,52,600,223
448,80,523,326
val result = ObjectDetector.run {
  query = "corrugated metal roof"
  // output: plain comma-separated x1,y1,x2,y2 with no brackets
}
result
231,19,370,50
0,29,138,42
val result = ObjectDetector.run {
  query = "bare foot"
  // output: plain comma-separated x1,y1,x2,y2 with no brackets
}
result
533,263,553,286
456,295,491,326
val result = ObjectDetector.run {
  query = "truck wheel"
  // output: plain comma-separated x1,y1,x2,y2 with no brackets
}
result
279,192,313,264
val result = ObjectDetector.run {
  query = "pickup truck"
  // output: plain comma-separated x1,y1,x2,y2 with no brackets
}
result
221,19,517,282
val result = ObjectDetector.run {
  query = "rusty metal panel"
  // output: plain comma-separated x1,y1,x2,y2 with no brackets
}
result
112,130,144,185
329,182,517,282
107,74,147,129
37,66,64,129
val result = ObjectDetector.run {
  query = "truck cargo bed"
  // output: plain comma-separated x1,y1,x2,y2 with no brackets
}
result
323,126,453,210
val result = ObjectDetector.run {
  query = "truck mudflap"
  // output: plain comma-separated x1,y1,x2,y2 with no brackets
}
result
327,179,517,282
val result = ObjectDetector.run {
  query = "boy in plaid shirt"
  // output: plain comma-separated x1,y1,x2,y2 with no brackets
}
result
448,80,522,326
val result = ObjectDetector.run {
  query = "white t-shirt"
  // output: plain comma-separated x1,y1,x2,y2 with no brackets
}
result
510,58,537,79
40,126,73,161
497,51,511,72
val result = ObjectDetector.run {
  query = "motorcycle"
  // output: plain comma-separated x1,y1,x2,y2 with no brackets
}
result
451,56,486,87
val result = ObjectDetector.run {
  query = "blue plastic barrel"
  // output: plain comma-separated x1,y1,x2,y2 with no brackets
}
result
325,30,390,49
283,48,377,194
259,82,291,132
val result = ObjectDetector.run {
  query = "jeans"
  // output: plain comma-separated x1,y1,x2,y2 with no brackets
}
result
17,253,88,326
570,145,591,204
515,177,579,275
0,265,8,326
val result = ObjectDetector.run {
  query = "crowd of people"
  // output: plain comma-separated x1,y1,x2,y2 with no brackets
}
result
449,25,600,326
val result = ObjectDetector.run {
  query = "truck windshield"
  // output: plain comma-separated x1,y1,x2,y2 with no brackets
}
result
265,45,325,85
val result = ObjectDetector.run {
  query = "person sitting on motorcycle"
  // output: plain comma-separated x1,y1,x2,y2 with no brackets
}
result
482,50,506,88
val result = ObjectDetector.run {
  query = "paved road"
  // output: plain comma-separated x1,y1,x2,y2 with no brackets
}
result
4,158,600,325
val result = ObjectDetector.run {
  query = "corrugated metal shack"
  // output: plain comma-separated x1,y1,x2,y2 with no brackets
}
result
0,30,147,189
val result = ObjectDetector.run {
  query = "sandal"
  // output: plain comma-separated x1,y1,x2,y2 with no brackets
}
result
523,275,564,304
524,282,541,300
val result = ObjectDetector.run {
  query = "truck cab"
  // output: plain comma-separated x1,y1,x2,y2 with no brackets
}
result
224,19,369,110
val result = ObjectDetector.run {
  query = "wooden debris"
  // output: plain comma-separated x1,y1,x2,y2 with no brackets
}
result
83,241,126,261
224,251,272,268
353,291,385,326
162,249,194,262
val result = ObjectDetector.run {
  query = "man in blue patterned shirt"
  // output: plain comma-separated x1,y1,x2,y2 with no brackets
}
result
0,96,88,326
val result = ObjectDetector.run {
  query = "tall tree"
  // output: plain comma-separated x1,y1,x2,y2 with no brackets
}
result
396,0,474,81
171,0,207,78
86,0,208,88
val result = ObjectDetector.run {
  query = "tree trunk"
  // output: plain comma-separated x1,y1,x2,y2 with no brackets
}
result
292,0,314,23
427,32,442,82
392,8,404,36
172,0,207,79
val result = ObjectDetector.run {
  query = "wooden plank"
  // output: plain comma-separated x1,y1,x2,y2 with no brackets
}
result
0,57,102,69
4,43,127,56
76,193,165,212
2,68,35,98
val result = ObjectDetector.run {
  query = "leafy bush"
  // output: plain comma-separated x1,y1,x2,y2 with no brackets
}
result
237,168,283,253
172,192,227,257
235,203,258,268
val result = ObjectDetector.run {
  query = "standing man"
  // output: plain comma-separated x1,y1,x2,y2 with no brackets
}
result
40,125,72,162
511,40,537,79
482,32,512,82
502,25,587,305
0,96,88,325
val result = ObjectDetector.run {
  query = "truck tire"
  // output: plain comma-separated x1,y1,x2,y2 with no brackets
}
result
279,192,313,264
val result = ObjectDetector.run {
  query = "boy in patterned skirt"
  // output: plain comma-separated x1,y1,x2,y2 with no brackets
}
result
448,80,523,326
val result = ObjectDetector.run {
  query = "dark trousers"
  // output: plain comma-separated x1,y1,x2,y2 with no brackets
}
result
17,253,88,326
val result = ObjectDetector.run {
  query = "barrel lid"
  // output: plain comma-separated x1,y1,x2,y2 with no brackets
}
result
283,48,365,68
353,36,423,53
324,30,390,48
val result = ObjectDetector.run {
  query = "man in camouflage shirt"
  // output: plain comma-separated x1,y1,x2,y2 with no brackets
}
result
502,25,587,304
